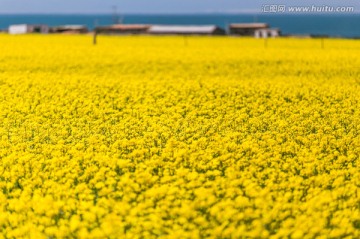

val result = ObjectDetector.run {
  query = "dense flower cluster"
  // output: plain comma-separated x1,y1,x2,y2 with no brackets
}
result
0,34,359,238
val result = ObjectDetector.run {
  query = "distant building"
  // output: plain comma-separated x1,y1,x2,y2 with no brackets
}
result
229,23,269,36
254,28,281,38
8,24,49,34
50,25,88,34
94,24,225,36
95,24,151,35
148,25,225,35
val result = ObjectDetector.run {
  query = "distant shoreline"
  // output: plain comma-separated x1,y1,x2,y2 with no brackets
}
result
1,14,359,38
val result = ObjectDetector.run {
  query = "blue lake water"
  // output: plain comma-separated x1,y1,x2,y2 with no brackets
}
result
0,14,359,38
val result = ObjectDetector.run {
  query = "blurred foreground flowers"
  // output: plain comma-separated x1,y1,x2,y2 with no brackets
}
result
0,35,359,238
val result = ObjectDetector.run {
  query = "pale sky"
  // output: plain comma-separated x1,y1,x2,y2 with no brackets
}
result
1,0,359,14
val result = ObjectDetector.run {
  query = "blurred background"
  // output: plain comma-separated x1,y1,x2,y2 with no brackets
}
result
0,0,359,37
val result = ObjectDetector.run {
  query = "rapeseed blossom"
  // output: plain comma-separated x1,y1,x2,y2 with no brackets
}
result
0,34,359,238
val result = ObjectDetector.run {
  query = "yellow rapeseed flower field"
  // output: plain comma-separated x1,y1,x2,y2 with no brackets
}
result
0,34,359,238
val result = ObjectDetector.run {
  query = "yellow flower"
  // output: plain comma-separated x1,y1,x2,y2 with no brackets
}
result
0,34,359,238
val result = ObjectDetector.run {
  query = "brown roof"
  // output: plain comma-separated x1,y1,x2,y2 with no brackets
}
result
96,24,150,31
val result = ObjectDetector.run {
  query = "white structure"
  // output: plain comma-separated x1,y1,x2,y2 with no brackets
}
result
254,28,281,38
9,24,49,34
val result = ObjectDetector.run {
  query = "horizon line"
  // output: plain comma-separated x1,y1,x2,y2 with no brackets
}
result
1,11,359,15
